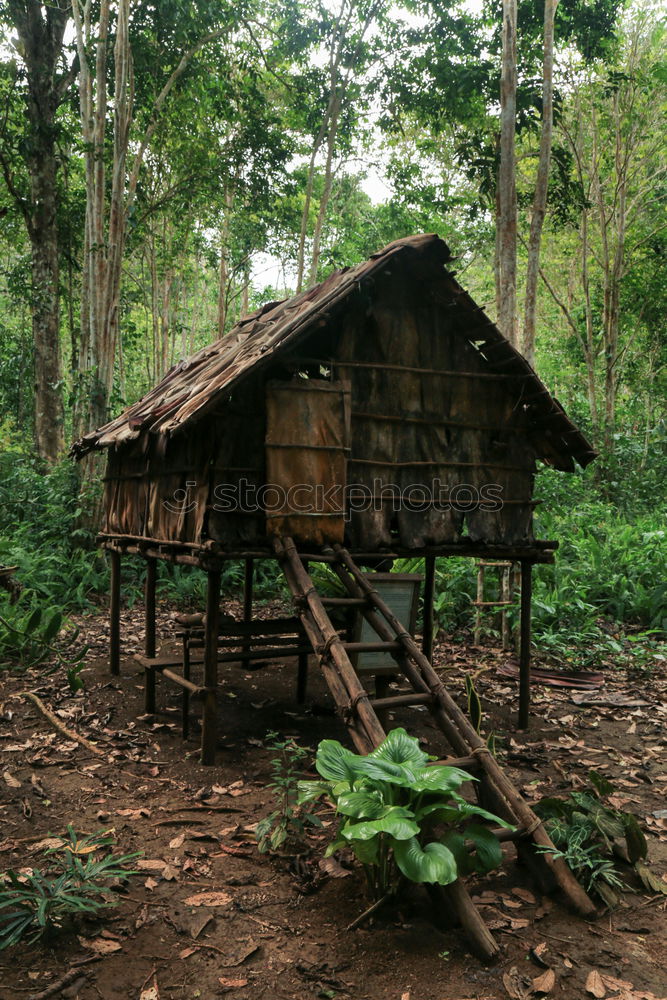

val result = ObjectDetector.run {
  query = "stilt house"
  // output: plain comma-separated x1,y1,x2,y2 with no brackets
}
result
72,233,599,954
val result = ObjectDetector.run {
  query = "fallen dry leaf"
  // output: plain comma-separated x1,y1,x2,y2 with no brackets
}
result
139,984,159,1000
2,770,21,788
220,940,258,968
529,942,549,968
136,859,166,871
179,946,199,960
78,936,122,954
512,888,537,904
503,966,533,1000
218,979,248,989
532,969,556,995
182,890,232,908
30,837,64,851
319,856,351,878
169,833,186,849
586,970,606,998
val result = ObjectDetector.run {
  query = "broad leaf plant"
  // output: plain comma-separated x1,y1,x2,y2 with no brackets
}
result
299,728,512,899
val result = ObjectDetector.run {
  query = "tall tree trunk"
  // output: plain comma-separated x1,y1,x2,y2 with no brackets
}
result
217,187,234,337
73,1,224,431
498,0,518,347
3,0,72,463
30,151,64,462
522,0,558,367
308,95,341,288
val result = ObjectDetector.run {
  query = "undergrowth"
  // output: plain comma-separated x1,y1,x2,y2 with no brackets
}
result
0,827,140,949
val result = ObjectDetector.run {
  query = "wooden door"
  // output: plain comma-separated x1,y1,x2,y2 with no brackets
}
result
265,379,350,546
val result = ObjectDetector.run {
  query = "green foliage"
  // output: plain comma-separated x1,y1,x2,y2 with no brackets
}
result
299,729,511,899
0,590,70,670
0,827,140,950
255,733,322,854
535,773,648,904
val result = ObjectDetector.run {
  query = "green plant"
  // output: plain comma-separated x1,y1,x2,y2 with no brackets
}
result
299,728,512,900
255,733,323,853
0,827,141,949
535,772,648,905
0,590,88,682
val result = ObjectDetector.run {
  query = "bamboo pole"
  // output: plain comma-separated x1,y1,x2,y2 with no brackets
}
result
143,556,156,714
422,554,436,661
201,568,221,765
518,560,532,729
275,538,385,752
332,545,596,917
109,549,121,676
241,557,253,669
144,558,156,658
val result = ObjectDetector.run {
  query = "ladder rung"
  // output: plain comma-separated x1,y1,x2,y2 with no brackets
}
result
429,755,481,772
472,600,514,607
369,692,433,710
343,641,401,654
321,596,367,606
161,668,209,697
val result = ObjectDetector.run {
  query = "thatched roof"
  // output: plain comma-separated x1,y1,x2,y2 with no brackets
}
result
71,233,596,471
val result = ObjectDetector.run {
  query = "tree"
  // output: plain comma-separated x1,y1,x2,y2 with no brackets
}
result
498,0,519,347
0,1,77,463
522,0,558,366
543,7,667,453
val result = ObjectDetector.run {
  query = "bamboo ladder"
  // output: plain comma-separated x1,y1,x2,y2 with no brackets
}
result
273,536,596,960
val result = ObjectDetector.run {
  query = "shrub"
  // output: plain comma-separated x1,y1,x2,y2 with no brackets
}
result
0,827,140,949
299,729,511,899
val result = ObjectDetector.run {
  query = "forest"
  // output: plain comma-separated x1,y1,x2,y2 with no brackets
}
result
0,1,666,998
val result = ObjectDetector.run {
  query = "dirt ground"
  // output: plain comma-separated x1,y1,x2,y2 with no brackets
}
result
1,598,666,1000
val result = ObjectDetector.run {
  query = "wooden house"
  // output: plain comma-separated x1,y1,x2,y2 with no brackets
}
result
72,233,598,953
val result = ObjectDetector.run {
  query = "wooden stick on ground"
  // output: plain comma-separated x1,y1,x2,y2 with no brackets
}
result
16,692,105,758
345,892,393,932
28,956,100,1000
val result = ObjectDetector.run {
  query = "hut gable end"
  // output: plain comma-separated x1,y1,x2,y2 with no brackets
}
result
73,233,596,553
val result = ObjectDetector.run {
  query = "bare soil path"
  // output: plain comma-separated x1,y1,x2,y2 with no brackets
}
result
1,600,665,1000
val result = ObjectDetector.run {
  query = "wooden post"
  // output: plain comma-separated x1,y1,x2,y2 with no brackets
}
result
182,634,191,740
518,560,532,729
501,563,511,650
143,558,157,714
422,554,436,661
201,568,221,765
144,558,157,657
241,558,253,669
109,549,121,676
296,558,309,702
474,562,484,645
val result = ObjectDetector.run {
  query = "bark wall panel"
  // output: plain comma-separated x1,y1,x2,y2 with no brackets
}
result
103,441,149,536
265,379,350,546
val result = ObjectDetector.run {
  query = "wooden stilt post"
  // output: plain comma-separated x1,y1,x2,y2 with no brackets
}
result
182,633,191,739
143,558,157,713
474,562,484,645
201,568,221,765
297,558,309,703
109,549,121,676
241,558,253,669
518,560,532,730
144,558,156,657
422,554,436,661
501,563,511,651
